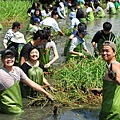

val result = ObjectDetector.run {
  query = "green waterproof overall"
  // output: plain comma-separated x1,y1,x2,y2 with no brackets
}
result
99,79,120,120
21,67,43,98
39,48,50,65
66,38,83,61
97,10,106,18
109,7,116,14
86,11,94,21
97,32,115,53
0,81,23,114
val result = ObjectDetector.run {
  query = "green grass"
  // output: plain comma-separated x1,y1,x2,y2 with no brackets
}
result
0,0,31,26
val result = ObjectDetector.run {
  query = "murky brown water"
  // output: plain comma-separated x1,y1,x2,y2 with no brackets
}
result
0,13,120,120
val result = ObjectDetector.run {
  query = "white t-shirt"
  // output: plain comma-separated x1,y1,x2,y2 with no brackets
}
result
0,66,28,91
45,40,57,50
69,18,80,29
96,6,103,13
86,7,93,13
40,17,60,32
106,2,115,10
41,10,51,17
3,29,14,44
69,36,87,51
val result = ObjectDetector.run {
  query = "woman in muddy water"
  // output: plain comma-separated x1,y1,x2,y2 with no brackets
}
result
99,41,120,120
20,47,57,98
0,49,53,114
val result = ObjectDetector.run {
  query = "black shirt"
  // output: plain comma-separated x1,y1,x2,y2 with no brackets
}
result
91,30,116,43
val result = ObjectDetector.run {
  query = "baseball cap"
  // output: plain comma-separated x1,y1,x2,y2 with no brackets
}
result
34,18,41,23
12,22,22,28
78,25,88,35
1,49,15,59
103,41,116,51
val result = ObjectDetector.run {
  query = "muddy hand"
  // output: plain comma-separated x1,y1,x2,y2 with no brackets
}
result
44,63,50,68
47,94,54,102
49,85,57,93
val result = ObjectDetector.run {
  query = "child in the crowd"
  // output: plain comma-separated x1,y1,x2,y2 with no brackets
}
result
94,2,106,18
84,2,95,21
104,0,116,14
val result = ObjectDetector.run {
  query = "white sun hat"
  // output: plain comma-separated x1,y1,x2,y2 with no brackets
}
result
11,32,26,44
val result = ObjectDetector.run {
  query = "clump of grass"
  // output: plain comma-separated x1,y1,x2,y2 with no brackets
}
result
48,57,105,106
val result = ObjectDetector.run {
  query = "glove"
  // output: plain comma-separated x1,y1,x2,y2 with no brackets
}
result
108,70,116,81
46,94,54,102
48,85,57,93
44,63,50,68
107,63,116,81
94,48,99,57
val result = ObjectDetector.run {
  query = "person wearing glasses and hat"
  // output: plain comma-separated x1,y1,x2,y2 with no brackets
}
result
66,23,91,61
2,22,22,49
0,49,53,114
99,41,120,120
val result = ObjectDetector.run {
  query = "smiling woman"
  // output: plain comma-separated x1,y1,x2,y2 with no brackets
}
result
0,48,54,114
20,47,57,98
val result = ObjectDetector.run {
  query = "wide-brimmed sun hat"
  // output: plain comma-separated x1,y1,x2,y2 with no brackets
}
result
11,32,26,44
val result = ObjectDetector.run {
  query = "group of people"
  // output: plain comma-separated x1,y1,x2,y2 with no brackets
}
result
0,0,120,119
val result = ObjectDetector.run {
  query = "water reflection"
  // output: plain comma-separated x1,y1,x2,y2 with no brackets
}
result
46,107,100,120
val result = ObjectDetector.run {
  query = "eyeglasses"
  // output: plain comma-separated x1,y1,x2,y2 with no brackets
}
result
4,55,15,59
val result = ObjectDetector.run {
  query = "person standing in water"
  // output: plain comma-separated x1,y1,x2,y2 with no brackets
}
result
99,41,120,120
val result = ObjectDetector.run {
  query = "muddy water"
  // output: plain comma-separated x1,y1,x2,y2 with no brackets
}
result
0,13,120,120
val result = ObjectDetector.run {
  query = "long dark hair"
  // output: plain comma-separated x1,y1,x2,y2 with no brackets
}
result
28,46,40,59
34,8,42,16
31,2,40,9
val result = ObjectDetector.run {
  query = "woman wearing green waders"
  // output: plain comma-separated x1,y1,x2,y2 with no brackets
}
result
99,41,120,120
0,49,53,114
20,47,57,98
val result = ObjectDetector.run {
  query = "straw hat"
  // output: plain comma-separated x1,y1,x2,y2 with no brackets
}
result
11,32,26,44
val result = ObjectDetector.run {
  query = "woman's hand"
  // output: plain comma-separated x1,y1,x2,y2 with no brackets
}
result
44,63,50,68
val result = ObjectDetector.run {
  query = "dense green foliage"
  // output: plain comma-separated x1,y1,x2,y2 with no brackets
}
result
0,0,32,25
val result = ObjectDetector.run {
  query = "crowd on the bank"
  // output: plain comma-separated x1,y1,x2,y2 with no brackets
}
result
0,0,120,119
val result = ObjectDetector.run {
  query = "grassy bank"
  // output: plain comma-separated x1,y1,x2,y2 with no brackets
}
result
0,0,31,26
